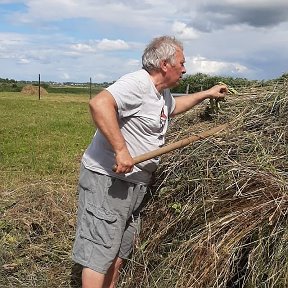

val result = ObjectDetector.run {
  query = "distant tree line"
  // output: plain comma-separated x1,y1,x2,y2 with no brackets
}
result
171,72,288,94
171,73,255,94
0,78,21,92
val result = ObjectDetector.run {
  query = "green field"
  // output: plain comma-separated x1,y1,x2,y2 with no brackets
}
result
0,92,95,179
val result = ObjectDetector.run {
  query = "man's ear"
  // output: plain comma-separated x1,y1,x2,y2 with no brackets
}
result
160,60,168,72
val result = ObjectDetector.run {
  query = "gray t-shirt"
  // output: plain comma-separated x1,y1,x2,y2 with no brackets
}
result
82,69,176,184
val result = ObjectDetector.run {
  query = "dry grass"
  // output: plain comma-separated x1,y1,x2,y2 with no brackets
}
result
118,80,288,287
0,178,81,287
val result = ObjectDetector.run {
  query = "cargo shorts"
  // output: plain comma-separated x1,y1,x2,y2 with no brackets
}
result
72,164,147,274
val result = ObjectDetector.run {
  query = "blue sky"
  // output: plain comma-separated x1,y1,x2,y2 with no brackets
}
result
1,0,288,83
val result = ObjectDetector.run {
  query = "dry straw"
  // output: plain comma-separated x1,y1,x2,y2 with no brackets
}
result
21,85,48,96
119,80,288,287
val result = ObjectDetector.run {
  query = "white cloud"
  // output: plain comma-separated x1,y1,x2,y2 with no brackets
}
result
17,58,30,64
0,32,27,44
126,59,140,67
93,72,108,82
61,72,70,80
7,0,172,32
185,56,249,76
172,21,199,40
70,43,96,53
97,39,130,51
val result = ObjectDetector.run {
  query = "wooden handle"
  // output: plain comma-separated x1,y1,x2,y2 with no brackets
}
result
133,123,228,164
112,123,228,171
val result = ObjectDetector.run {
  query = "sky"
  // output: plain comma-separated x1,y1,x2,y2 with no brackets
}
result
0,0,288,83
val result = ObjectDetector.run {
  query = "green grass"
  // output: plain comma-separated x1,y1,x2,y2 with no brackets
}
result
0,92,95,180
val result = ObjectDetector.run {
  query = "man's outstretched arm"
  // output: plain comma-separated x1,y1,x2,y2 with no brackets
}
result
171,84,228,116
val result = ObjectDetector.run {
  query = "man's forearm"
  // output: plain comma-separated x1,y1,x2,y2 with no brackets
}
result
171,84,227,116
171,91,209,116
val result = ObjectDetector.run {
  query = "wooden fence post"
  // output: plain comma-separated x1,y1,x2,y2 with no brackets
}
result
90,77,92,99
38,74,41,100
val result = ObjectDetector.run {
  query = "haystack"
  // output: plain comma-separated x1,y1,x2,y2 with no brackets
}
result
120,80,288,287
21,84,48,96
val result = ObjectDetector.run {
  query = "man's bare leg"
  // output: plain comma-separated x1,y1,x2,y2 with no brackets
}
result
82,267,105,288
81,257,124,288
104,257,124,288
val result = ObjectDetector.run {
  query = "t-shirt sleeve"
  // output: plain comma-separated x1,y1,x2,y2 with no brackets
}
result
163,89,176,116
106,74,144,118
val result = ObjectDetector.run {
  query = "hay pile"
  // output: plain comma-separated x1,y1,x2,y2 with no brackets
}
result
120,81,288,287
21,85,48,96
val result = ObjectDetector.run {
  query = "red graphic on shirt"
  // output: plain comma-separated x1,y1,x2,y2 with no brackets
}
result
160,107,167,129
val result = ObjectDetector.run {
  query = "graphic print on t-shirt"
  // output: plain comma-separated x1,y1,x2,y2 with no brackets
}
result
160,106,167,130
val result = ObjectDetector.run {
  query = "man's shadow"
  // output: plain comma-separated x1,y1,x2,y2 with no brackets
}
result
70,263,82,287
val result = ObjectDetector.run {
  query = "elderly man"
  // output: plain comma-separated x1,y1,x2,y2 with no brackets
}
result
72,35,227,288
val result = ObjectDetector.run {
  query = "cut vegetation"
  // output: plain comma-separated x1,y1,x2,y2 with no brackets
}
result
0,77,287,287
119,79,288,287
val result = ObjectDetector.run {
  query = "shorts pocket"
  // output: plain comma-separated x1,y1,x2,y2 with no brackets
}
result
81,203,117,248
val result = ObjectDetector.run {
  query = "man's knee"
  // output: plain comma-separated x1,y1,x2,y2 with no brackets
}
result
82,267,105,288
104,257,124,288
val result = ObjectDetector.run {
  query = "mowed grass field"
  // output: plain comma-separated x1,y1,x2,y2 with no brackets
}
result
0,92,95,184
0,92,96,287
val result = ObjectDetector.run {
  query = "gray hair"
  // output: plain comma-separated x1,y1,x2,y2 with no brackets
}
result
142,36,183,72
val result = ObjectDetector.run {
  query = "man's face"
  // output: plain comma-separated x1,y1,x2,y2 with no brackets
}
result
165,49,186,87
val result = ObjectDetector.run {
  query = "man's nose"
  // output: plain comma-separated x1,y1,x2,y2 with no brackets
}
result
182,65,186,74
